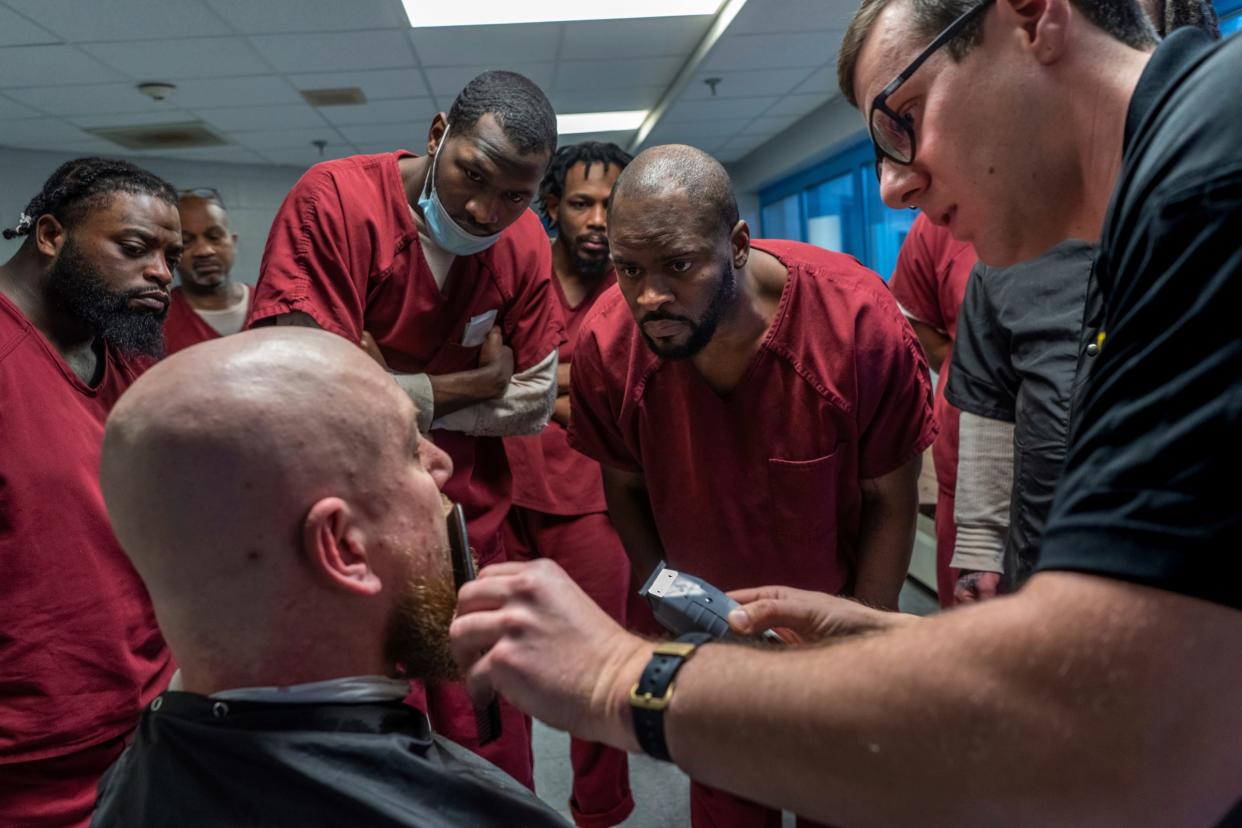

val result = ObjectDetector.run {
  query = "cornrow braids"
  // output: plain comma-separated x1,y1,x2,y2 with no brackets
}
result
3,157,177,241
1150,0,1220,37
538,141,633,222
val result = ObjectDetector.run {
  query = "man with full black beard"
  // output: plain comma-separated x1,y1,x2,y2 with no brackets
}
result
567,145,937,828
92,328,566,827
0,158,179,828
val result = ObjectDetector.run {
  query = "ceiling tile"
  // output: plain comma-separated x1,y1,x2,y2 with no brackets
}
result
81,37,272,80
256,143,359,167
228,126,346,150
641,120,752,153
409,23,562,67
423,63,554,99
132,145,269,164
4,0,232,42
0,93,42,119
202,0,409,33
558,16,707,60
556,129,635,147
728,0,853,34
0,6,59,46
765,93,828,118
67,109,197,128
0,117,90,145
661,96,777,124
739,112,802,136
5,82,177,115
0,45,126,88
248,30,417,74
336,122,428,147
194,103,328,130
170,75,302,108
793,66,837,96
553,58,681,92
288,68,429,100
683,68,813,100
703,32,833,72
317,97,437,126
549,87,663,114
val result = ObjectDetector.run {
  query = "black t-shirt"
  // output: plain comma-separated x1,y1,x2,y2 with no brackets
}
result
91,692,570,827
1036,28,1242,611
947,241,1098,588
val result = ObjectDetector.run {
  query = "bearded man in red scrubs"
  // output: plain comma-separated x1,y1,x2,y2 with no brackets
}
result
248,70,563,788
0,158,179,827
569,144,937,828
163,190,251,355
503,141,634,827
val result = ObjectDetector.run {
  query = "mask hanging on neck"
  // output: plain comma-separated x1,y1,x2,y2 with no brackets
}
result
416,125,503,256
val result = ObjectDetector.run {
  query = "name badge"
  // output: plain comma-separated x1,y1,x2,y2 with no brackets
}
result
461,309,498,347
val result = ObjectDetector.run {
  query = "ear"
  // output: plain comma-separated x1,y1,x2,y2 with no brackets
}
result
542,192,560,228
302,497,383,596
34,214,66,259
999,0,1071,64
426,112,449,157
730,220,752,269
231,233,239,247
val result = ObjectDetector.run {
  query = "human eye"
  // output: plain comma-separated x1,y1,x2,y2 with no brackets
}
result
670,259,693,274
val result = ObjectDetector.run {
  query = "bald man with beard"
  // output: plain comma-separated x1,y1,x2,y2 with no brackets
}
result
91,328,567,827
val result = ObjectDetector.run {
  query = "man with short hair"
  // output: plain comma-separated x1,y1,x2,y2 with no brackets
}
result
503,141,635,827
163,189,251,354
568,144,937,826
91,328,568,827
248,69,563,786
0,158,179,827
447,0,1242,824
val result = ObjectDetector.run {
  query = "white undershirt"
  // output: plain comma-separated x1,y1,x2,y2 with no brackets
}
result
192,282,251,337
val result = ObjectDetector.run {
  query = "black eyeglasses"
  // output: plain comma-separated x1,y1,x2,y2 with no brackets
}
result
868,0,993,180
178,187,225,207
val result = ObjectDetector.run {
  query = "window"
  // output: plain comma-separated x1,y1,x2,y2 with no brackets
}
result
1218,0,1242,36
758,138,915,280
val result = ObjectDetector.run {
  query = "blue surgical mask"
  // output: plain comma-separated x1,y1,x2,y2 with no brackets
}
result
416,125,502,256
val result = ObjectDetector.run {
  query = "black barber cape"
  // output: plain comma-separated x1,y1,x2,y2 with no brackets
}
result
91,691,569,827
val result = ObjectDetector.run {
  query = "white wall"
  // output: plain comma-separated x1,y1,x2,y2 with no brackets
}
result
726,96,867,233
0,146,307,284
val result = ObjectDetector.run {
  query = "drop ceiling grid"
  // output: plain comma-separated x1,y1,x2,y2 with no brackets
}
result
0,0,847,168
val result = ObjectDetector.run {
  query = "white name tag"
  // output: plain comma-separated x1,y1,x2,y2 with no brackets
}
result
461,309,498,347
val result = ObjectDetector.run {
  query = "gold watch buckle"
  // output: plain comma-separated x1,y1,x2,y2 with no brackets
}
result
629,681,675,711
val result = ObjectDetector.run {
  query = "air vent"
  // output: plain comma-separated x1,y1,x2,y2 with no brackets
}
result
300,87,367,107
86,122,229,150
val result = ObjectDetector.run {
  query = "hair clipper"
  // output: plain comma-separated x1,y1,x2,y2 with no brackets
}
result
639,561,782,643
447,503,502,745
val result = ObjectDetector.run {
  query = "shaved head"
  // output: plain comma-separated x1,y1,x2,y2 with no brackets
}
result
101,327,457,691
610,144,739,238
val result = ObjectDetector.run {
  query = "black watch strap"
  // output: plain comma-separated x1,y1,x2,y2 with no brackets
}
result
629,632,712,762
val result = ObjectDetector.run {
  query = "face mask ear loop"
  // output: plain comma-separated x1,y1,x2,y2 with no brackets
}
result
423,124,449,201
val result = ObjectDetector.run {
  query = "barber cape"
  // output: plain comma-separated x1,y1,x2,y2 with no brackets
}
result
90,686,569,827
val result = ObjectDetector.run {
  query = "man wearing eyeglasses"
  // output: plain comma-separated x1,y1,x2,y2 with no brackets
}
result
163,189,251,355
444,0,1242,824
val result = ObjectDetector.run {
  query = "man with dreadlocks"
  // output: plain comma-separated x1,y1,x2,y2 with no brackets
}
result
502,141,634,827
0,157,180,827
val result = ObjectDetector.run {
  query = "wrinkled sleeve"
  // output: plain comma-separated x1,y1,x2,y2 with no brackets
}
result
567,318,642,474
246,167,366,341
944,263,1019,422
889,216,946,331
499,230,566,373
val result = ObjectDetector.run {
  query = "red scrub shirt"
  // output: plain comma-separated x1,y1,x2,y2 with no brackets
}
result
889,213,975,605
248,150,565,567
504,269,616,515
569,239,938,596
0,292,172,826
162,286,220,355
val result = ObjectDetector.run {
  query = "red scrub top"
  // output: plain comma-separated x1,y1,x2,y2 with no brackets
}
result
569,240,938,594
504,270,616,516
162,286,220,355
888,213,975,494
0,292,172,765
248,151,565,564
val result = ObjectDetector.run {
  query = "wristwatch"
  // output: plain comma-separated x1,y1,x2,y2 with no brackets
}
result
629,632,712,762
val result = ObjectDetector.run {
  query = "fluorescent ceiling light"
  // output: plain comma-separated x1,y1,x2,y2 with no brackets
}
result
558,110,647,135
404,0,722,27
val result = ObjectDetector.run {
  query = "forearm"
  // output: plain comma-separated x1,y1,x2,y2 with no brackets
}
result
951,412,1014,573
428,367,511,417
852,459,921,609
552,394,571,426
429,350,558,437
655,573,1242,827
909,319,950,373
602,468,665,583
